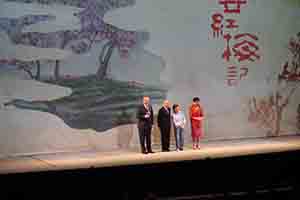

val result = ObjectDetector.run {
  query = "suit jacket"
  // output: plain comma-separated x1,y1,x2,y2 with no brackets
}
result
157,106,171,130
136,104,154,126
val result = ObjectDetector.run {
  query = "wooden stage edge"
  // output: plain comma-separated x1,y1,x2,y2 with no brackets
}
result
1,135,300,174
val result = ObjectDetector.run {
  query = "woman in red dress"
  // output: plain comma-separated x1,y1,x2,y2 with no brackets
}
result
189,97,204,149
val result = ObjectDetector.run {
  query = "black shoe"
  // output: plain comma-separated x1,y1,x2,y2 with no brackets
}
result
141,150,147,154
148,150,155,154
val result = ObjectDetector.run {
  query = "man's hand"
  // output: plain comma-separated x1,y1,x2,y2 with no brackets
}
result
145,111,151,118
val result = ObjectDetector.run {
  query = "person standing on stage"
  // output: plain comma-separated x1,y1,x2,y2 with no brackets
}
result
189,97,204,149
172,104,186,151
157,100,171,152
136,96,154,154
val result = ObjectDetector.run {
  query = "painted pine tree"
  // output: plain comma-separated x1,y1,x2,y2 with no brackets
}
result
2,0,167,132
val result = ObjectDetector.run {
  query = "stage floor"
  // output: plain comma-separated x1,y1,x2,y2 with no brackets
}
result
1,135,300,174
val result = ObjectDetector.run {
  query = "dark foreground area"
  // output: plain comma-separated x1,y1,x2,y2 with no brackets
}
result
1,150,300,200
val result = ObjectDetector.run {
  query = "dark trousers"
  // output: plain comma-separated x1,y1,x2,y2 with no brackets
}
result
159,127,170,151
138,122,152,153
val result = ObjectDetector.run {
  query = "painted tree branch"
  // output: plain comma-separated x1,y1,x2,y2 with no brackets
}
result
5,77,166,132
17,62,35,79
248,33,300,136
96,41,115,80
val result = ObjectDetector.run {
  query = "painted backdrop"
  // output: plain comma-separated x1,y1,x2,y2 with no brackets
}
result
0,0,299,157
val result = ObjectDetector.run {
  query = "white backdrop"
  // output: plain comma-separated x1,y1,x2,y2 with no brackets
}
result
0,0,299,156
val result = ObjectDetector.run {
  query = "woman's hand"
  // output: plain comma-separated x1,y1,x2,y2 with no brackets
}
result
180,123,185,128
192,117,204,121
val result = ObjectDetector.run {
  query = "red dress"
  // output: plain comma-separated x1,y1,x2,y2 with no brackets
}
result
189,104,204,139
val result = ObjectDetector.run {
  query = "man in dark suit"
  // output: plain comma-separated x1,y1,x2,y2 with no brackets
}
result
136,96,154,154
157,100,171,152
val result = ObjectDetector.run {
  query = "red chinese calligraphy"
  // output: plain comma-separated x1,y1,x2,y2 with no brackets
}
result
227,66,238,86
211,14,239,38
211,13,224,38
219,0,247,14
225,19,239,29
226,66,249,86
239,67,248,79
222,33,232,61
210,0,258,87
233,33,260,62
222,33,260,62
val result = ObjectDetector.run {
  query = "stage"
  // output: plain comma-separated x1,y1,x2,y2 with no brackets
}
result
1,135,300,174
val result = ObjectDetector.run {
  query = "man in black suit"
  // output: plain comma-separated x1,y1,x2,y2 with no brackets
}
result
157,100,171,152
136,96,154,154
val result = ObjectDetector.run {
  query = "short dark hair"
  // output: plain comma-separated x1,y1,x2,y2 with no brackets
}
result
172,104,179,112
193,97,200,102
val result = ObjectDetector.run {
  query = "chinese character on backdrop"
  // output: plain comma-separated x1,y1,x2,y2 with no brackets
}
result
211,14,239,39
226,66,248,86
210,0,260,86
219,0,247,14
233,33,260,62
211,13,224,38
222,33,260,62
